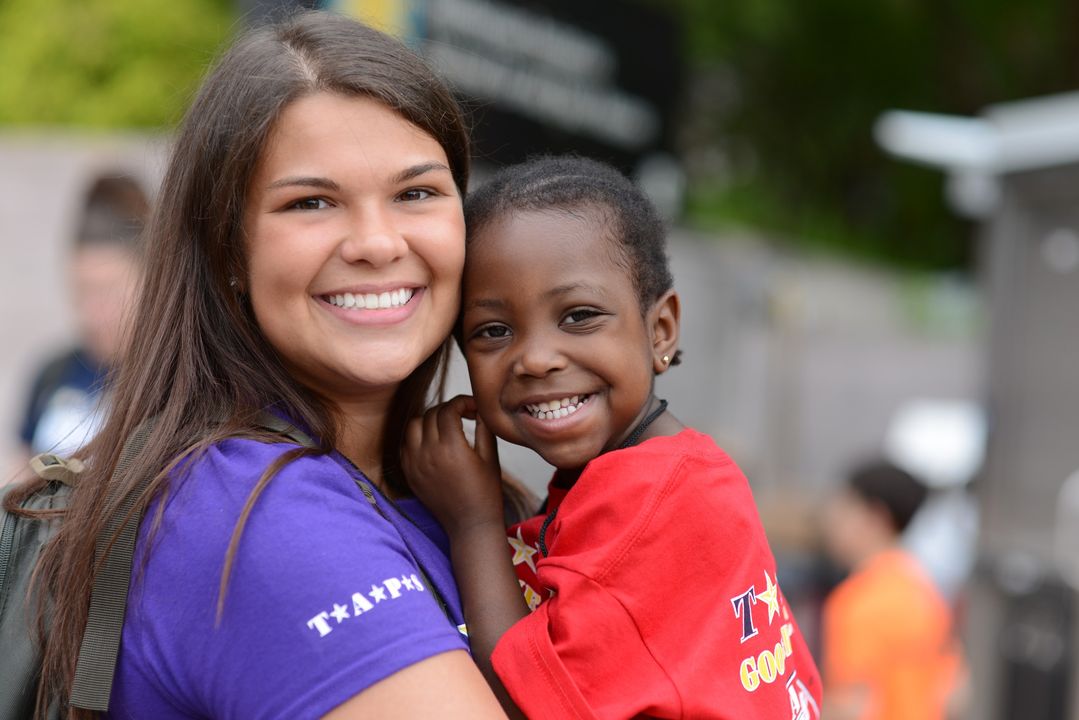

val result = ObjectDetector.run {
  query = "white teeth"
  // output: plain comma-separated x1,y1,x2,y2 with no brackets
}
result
525,394,589,419
326,288,414,309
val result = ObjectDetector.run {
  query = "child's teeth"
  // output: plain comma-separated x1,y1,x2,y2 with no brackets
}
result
528,394,590,419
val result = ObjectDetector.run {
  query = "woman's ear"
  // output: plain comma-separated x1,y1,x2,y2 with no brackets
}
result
648,290,680,374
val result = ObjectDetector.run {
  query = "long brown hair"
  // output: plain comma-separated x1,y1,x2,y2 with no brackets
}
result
7,11,470,718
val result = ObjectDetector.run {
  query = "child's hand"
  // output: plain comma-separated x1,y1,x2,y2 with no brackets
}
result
403,395,505,536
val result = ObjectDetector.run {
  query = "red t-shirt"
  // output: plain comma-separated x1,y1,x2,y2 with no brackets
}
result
493,429,822,719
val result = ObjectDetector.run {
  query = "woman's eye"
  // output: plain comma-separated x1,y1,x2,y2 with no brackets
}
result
397,188,433,202
289,197,330,211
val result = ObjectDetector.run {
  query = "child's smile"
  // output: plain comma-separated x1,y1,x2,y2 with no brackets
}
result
461,208,661,470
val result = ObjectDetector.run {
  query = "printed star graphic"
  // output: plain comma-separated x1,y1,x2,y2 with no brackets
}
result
401,575,415,591
369,584,388,604
330,603,350,623
508,528,539,574
756,571,781,625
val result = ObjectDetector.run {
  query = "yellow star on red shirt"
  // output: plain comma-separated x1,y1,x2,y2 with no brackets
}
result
756,570,781,625
508,527,539,574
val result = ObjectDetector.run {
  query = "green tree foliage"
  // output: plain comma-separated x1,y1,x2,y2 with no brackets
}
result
0,0,236,129
664,0,1079,269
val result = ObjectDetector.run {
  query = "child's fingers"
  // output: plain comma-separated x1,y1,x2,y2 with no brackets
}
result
404,416,423,452
474,416,500,468
421,403,442,446
436,398,473,447
444,394,479,421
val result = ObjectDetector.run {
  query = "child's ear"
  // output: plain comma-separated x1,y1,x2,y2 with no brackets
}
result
648,290,680,375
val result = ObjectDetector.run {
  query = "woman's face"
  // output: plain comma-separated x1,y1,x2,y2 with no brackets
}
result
243,92,465,403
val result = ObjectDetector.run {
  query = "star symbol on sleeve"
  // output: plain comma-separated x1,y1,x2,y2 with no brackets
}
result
756,570,781,625
508,527,539,574
369,584,388,604
330,603,350,623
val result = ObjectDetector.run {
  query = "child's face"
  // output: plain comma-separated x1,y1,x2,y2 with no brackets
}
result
460,208,660,470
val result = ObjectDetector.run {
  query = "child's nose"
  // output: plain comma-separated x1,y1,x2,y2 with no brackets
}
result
339,204,408,267
512,334,568,378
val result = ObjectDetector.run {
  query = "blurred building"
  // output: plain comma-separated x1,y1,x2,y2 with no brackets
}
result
879,90,1079,720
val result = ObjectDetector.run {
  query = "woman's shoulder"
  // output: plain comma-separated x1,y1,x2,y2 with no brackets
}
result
173,435,352,505
149,437,371,569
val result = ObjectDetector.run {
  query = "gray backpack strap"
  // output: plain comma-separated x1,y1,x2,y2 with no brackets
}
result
68,419,155,711
255,410,317,448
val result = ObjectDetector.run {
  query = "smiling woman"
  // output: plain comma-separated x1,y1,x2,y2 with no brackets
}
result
6,11,508,720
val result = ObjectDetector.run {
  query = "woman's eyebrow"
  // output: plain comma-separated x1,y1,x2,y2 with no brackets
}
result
392,162,451,184
265,176,341,191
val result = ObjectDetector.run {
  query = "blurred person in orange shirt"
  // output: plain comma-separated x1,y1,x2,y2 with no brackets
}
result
821,460,964,720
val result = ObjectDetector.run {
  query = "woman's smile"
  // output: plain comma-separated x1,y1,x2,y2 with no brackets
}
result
319,286,426,326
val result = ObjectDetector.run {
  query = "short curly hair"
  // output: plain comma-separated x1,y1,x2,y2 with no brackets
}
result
465,156,673,309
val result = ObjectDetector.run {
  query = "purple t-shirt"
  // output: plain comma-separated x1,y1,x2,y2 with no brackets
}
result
106,437,468,719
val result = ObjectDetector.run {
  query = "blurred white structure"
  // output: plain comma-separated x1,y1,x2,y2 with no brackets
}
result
885,399,986,600
876,91,1079,218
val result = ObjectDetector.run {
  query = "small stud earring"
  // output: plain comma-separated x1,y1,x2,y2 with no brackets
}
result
228,276,239,289
662,355,670,366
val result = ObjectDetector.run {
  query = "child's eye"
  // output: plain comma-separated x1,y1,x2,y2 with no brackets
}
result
473,323,511,340
288,197,331,211
397,188,434,202
562,308,602,326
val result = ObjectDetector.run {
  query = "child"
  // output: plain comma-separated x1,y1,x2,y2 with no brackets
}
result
404,156,822,719
822,460,964,720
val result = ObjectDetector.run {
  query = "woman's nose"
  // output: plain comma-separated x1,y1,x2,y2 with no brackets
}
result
339,204,408,267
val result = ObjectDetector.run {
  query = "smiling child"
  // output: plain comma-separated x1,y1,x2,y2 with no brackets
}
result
405,156,822,719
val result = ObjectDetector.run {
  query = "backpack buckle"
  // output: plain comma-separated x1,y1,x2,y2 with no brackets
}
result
29,453,86,485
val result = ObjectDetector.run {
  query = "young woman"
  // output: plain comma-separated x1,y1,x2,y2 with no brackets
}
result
15,11,507,719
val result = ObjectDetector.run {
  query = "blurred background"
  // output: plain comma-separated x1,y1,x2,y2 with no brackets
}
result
1,0,1078,717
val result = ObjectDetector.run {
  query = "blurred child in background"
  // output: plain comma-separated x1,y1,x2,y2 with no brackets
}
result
821,459,964,720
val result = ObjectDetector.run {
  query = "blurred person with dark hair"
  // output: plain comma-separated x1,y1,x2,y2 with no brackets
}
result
16,174,146,460
821,460,963,720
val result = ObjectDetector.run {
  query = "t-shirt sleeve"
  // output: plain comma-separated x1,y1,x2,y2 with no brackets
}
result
124,440,467,720
493,567,676,720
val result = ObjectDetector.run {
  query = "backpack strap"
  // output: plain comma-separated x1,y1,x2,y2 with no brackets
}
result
254,410,317,449
69,418,155,711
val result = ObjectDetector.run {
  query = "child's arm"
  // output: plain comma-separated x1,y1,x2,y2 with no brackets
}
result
403,395,528,719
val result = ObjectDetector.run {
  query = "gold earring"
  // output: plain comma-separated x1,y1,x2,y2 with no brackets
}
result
662,355,670,366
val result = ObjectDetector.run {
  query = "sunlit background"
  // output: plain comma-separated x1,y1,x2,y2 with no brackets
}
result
2,1,1078,717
